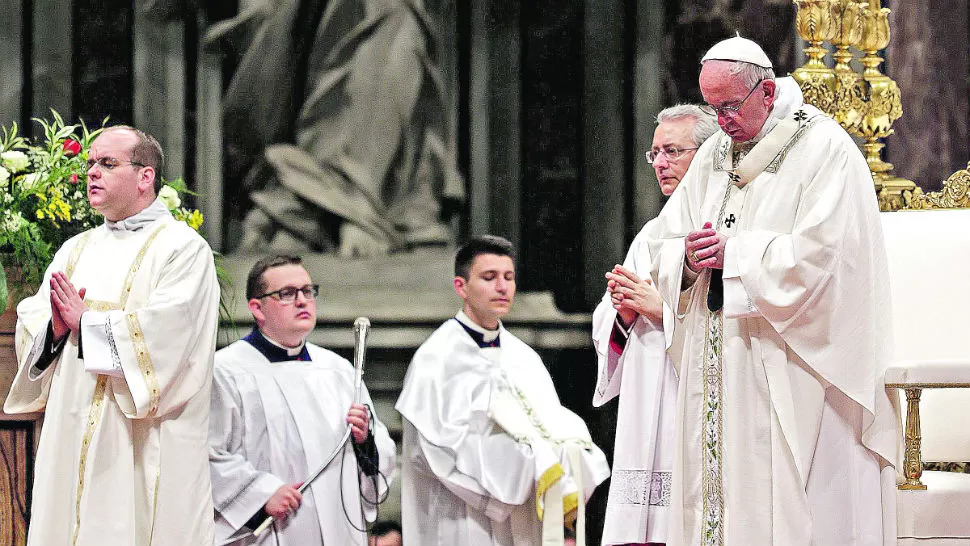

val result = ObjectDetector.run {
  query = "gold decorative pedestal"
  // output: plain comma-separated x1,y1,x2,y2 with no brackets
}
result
792,0,920,210
898,387,928,490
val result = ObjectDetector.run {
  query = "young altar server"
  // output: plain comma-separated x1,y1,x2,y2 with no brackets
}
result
396,235,610,545
208,255,396,545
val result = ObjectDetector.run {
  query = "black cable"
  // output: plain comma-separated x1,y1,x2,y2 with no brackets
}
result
340,404,391,534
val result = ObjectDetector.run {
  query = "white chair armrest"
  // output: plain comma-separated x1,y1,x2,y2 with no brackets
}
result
885,359,970,387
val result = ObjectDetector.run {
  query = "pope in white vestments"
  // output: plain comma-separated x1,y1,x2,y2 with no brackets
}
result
4,126,220,546
396,236,610,546
645,38,899,546
593,105,716,546
208,256,396,546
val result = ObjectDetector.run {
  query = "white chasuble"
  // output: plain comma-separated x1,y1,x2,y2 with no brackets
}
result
396,317,610,546
646,99,899,546
592,224,681,546
208,341,397,546
4,214,220,546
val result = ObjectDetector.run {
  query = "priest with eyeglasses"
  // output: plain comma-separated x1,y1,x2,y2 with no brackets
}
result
4,125,220,546
593,104,717,546
208,255,396,546
644,36,898,545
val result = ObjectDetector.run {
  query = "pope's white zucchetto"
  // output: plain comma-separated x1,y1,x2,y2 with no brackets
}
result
701,33,773,69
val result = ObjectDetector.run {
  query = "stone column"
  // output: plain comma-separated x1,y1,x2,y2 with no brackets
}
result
196,33,225,251
133,5,187,183
0,1,24,127
469,0,522,244
886,0,969,191
633,1,668,238
582,0,629,306
31,0,73,128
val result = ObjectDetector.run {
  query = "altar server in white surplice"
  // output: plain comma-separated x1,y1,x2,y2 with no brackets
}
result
3,126,220,546
396,235,610,546
645,36,899,546
209,255,395,546
593,105,717,546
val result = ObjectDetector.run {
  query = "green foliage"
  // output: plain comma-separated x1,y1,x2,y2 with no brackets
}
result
0,111,101,295
0,111,207,307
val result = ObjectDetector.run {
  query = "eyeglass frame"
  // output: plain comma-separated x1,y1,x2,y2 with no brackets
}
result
699,78,766,117
254,284,320,304
645,146,700,164
86,157,148,171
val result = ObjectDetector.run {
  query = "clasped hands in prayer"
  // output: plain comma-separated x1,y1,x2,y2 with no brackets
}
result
605,265,663,327
685,221,727,272
49,272,89,342
265,403,370,520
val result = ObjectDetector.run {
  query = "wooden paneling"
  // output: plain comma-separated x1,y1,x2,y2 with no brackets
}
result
1,304,33,546
0,421,32,546
1,280,41,544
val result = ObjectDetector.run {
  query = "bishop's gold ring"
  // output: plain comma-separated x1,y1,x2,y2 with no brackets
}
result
691,251,699,262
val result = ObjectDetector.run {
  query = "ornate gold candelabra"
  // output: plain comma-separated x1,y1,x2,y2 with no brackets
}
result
792,0,920,211
856,1,918,210
792,0,837,115
829,1,866,132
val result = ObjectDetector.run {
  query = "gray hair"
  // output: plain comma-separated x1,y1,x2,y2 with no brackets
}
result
725,61,775,88
656,104,720,147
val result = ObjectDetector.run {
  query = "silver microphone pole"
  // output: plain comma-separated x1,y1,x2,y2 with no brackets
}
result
352,316,370,404
248,317,372,540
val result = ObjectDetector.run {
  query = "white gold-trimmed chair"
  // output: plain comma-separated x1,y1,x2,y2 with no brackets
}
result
882,167,970,546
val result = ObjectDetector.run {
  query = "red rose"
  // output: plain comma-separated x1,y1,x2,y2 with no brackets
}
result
70,174,79,184
62,138,82,156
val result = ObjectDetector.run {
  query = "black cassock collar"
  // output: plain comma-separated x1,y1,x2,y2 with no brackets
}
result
243,327,311,362
453,318,501,349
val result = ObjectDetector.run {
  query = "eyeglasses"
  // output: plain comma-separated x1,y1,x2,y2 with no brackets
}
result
645,146,699,164
699,78,765,117
255,284,319,304
86,157,147,171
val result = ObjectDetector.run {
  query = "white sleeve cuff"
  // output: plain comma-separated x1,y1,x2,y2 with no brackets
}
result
26,327,51,381
723,238,740,279
80,311,126,378
722,239,760,318
219,473,286,530
723,277,760,319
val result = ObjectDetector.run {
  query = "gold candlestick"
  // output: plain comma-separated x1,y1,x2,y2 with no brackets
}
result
856,2,917,210
792,0,838,116
829,0,866,133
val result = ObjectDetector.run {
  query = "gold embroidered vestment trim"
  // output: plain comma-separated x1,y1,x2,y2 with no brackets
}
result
69,222,169,543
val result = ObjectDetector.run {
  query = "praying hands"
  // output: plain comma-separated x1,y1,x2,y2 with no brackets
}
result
685,221,727,271
606,264,663,326
49,272,87,341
